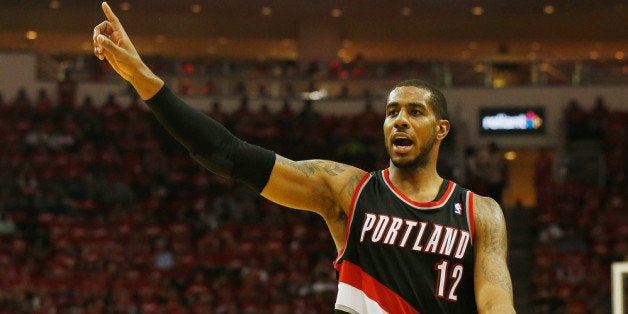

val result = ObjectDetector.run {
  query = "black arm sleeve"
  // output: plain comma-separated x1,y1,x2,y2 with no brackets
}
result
145,85,276,192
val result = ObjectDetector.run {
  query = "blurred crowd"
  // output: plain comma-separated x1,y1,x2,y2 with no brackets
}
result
0,85,384,313
529,98,627,313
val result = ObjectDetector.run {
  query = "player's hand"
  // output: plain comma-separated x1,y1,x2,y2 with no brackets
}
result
92,2,143,83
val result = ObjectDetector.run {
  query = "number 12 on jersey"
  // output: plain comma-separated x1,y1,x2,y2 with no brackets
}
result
435,260,463,301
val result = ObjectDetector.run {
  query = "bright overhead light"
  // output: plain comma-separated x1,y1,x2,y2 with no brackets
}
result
26,31,38,40
543,5,555,14
49,0,60,9
191,4,202,13
471,6,484,15
331,8,343,18
504,151,517,161
615,51,625,60
261,6,272,16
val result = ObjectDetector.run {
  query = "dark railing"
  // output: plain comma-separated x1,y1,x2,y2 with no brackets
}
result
38,53,628,98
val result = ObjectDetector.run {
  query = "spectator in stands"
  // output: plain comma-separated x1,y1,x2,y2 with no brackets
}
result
75,96,105,143
534,149,553,190
101,93,122,117
24,118,52,147
257,83,269,98
207,100,228,125
202,79,217,95
57,69,77,108
589,96,610,140
9,87,32,117
485,142,508,205
154,237,175,270
234,80,247,96
350,53,366,77
337,84,349,98
305,61,320,78
0,210,17,236
275,99,295,128
17,166,40,201
283,82,295,98
253,102,279,142
563,99,588,140
467,142,508,205
33,89,52,122
297,99,320,128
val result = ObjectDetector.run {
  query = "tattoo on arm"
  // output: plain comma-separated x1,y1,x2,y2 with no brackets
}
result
322,162,346,176
346,174,362,198
278,157,346,177
477,197,514,296
480,252,513,296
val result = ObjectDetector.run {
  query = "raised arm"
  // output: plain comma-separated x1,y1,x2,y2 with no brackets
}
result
473,195,516,313
93,2,365,249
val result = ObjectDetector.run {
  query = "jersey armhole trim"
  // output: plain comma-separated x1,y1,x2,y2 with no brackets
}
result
465,191,476,245
333,172,372,270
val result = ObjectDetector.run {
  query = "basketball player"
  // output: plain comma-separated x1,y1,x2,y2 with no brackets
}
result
93,2,515,313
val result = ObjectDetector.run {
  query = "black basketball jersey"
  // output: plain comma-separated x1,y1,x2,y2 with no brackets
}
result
333,169,478,314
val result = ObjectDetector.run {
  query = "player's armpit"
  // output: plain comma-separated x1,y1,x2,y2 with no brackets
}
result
472,195,516,314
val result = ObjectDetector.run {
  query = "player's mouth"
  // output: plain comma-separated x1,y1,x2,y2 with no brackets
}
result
392,135,414,154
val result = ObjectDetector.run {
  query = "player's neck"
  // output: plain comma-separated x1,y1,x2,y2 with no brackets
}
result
388,163,444,203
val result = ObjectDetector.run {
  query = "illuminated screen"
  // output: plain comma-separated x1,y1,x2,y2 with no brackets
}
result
479,107,545,135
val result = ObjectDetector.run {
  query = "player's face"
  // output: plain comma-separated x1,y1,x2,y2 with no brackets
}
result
383,86,440,169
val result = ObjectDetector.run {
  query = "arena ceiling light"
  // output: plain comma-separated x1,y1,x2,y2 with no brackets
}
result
191,4,202,14
543,5,555,14
261,6,272,16
26,30,38,40
49,0,60,9
331,8,343,18
471,6,484,16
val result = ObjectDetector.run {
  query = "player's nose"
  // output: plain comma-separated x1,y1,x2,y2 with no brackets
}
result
393,109,410,129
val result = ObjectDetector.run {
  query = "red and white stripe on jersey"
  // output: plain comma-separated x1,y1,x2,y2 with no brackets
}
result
335,261,420,314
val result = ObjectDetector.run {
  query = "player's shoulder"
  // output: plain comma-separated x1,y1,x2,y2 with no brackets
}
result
471,194,505,227
473,194,501,211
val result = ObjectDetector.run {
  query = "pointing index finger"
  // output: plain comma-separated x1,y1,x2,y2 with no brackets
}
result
101,2,127,36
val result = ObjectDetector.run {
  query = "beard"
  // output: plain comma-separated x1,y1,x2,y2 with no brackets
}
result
386,129,437,170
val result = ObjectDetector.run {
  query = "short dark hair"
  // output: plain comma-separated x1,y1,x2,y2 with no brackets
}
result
395,79,448,120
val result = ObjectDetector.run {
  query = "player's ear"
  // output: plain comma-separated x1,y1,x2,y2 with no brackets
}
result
436,119,450,140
